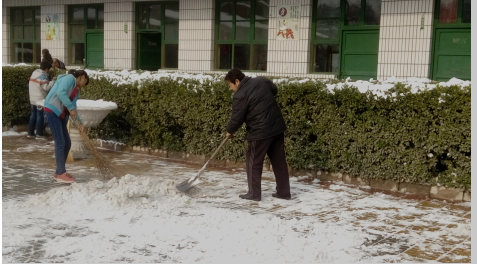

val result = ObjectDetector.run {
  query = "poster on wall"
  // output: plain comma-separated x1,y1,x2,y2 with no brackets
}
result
276,5,300,40
45,13,59,40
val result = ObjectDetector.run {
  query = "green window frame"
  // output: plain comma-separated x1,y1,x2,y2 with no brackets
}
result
214,0,269,71
310,0,381,74
135,1,179,69
68,4,104,66
10,6,41,63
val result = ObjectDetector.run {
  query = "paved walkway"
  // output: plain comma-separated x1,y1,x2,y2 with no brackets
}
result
2,135,471,263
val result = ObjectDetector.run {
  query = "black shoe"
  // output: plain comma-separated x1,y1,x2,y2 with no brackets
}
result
239,194,261,201
272,193,291,200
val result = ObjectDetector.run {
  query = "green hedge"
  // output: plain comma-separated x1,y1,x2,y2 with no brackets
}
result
2,66,471,190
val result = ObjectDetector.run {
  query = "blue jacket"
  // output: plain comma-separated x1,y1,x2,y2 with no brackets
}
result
44,74,82,123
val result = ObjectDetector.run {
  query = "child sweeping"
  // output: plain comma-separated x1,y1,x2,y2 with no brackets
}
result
44,69,89,183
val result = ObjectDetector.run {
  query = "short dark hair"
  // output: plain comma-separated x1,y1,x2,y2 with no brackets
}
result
224,68,245,83
40,61,52,71
68,69,90,86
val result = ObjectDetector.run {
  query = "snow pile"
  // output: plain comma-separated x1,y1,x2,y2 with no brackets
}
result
86,69,217,87
77,99,118,110
3,174,371,263
324,76,471,99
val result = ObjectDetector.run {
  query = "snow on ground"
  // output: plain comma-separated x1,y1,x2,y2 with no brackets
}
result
2,155,471,264
2,130,27,136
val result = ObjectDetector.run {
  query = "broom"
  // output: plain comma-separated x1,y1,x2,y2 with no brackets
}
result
66,120,74,163
70,118,122,179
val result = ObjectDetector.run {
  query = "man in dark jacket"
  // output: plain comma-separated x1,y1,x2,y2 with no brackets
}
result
225,68,291,201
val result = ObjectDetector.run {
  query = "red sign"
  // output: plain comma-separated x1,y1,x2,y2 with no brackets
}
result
279,7,287,16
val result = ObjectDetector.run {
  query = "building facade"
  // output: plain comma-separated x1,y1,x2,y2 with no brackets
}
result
2,0,471,80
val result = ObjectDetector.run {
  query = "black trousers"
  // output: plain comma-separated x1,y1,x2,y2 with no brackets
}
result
245,132,290,198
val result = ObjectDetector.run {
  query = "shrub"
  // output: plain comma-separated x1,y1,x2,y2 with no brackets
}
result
2,67,471,190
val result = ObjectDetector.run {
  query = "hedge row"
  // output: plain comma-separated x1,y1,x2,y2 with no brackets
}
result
2,66,471,190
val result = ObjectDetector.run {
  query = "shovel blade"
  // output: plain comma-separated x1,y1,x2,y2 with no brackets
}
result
176,180,195,192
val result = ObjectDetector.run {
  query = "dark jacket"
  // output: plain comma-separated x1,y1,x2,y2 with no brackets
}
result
226,76,286,141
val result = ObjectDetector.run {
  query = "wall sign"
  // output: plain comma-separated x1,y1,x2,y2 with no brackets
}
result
276,5,300,40
45,13,59,40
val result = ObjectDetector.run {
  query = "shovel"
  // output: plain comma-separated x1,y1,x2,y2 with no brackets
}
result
176,136,230,192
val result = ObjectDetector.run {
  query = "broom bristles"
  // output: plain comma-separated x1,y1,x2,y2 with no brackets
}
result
71,119,122,179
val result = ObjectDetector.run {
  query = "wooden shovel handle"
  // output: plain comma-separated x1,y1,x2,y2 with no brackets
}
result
207,136,229,163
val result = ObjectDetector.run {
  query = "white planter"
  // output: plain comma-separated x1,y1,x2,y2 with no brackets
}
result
37,99,118,159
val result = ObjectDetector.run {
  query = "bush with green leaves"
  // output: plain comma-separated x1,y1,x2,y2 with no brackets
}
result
2,67,470,190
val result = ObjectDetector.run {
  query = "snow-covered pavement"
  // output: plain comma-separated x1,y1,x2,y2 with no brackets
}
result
2,135,471,263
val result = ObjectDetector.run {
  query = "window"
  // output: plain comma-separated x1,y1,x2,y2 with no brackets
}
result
68,5,104,65
215,0,269,71
10,7,41,63
136,2,179,69
436,0,471,24
311,0,381,74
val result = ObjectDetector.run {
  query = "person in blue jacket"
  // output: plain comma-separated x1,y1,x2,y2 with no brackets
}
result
44,69,89,183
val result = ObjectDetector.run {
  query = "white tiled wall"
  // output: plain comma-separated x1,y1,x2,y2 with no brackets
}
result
377,0,434,80
3,6,10,63
41,5,67,64
178,0,214,72
267,0,334,78
2,0,438,80
104,1,134,69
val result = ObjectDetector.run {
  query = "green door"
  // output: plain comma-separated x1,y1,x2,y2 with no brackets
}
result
138,33,161,70
432,29,471,81
85,33,104,69
340,30,379,80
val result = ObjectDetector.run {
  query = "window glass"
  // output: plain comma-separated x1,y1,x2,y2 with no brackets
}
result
165,24,179,40
13,26,23,39
23,43,34,63
219,21,233,40
71,43,85,64
149,5,162,29
35,8,41,24
316,19,339,39
24,9,33,24
255,0,269,20
98,7,104,29
314,44,339,72
70,25,84,40
35,43,41,63
24,25,34,40
251,44,267,70
35,25,40,39
218,44,232,69
364,0,381,25
234,44,250,69
72,7,84,24
236,1,251,20
255,20,268,40
87,8,96,29
13,10,22,24
439,0,458,23
165,4,179,23
345,0,361,25
220,2,233,20
13,43,22,62
139,5,147,29
462,0,471,23
164,44,178,68
317,0,340,18
235,21,250,39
